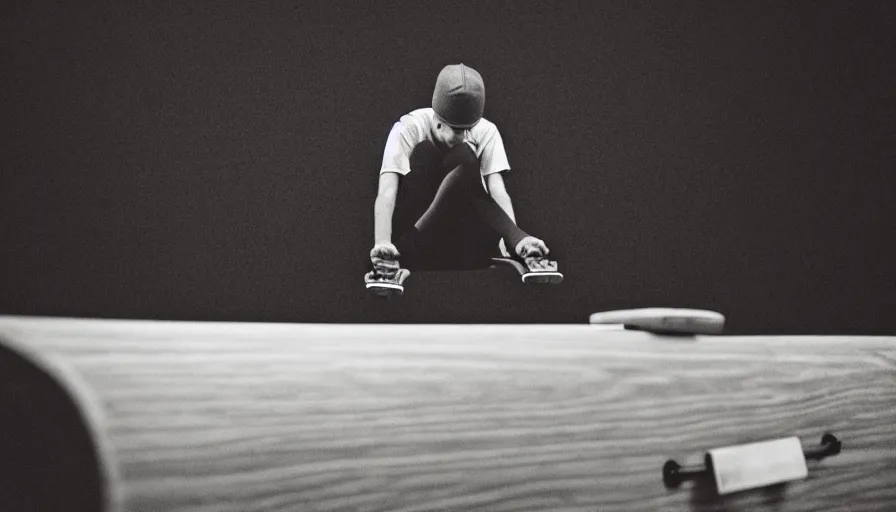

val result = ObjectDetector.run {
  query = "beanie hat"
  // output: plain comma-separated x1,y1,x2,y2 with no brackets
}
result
432,64,485,129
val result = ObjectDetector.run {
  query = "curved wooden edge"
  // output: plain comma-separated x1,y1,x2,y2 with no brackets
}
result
0,316,894,512
0,333,123,512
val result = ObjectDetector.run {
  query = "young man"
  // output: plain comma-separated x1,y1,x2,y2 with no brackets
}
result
365,63,559,293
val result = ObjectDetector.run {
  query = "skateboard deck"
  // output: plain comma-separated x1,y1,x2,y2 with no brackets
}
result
490,257,564,284
364,270,409,298
365,280,404,297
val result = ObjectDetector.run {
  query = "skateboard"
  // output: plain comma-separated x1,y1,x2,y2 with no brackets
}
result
489,257,564,285
365,258,563,298
365,270,409,299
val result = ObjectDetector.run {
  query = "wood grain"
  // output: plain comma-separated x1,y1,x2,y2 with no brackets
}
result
1,316,894,512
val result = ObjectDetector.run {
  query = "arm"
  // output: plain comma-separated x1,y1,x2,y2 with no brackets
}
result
485,172,516,256
374,172,400,245
485,172,516,224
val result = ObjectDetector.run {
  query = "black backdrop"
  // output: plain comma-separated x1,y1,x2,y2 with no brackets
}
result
3,2,894,334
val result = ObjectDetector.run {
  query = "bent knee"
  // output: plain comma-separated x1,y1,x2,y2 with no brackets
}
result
441,142,480,173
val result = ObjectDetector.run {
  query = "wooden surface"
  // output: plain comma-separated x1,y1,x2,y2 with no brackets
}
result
1,315,895,512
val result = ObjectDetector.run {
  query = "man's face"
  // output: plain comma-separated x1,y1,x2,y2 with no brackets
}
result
431,118,467,150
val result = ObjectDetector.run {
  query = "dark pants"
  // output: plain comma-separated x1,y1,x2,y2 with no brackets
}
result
379,141,506,271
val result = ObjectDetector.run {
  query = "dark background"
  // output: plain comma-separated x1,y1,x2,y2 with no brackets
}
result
2,2,893,334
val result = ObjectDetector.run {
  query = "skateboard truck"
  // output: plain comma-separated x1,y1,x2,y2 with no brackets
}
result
490,257,563,285
588,308,725,335
663,433,841,495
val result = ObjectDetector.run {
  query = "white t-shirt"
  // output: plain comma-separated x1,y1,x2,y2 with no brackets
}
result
379,108,511,192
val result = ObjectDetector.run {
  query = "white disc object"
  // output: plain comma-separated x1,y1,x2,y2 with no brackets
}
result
588,308,725,334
